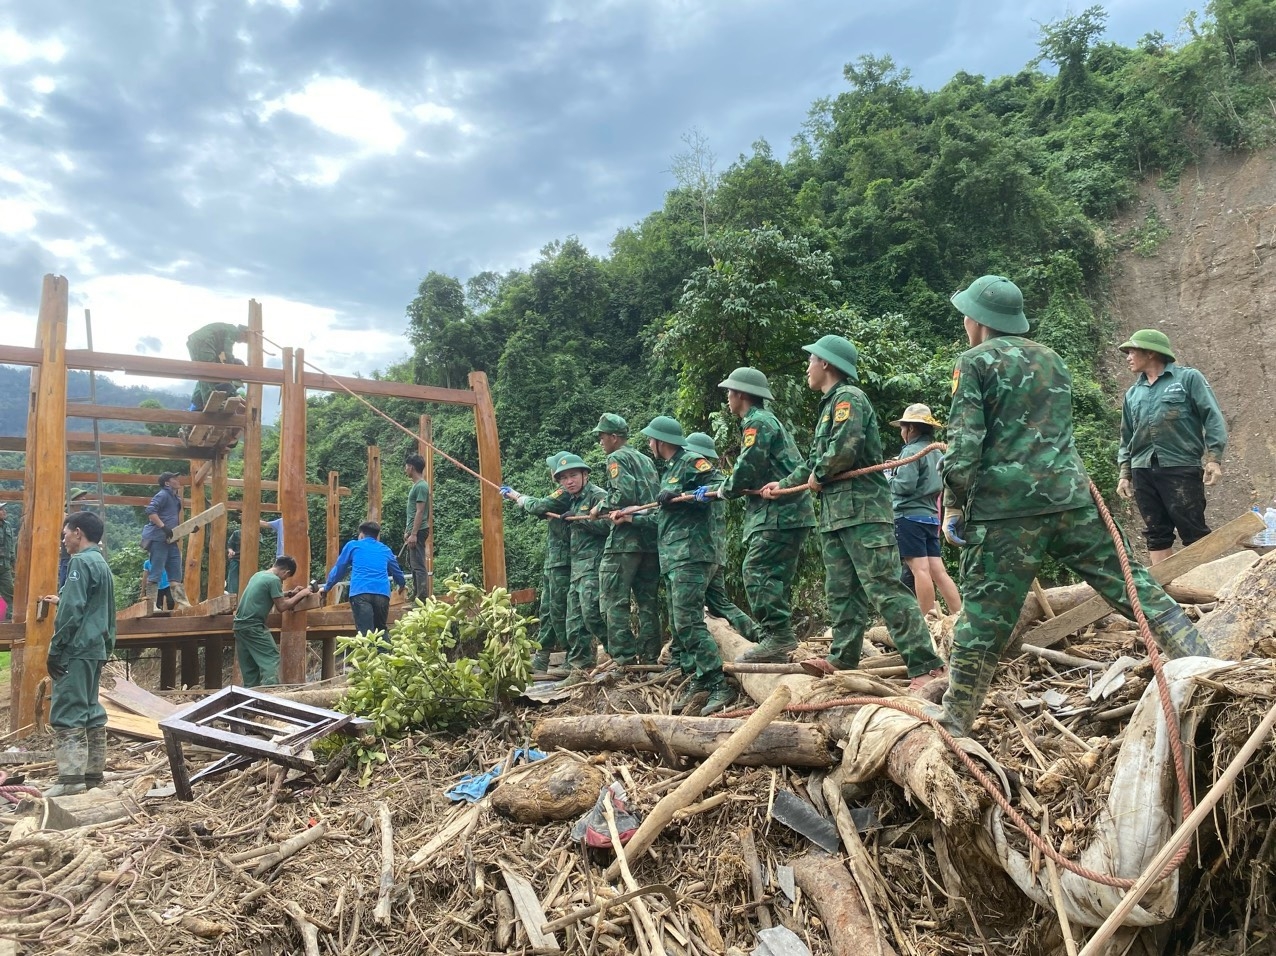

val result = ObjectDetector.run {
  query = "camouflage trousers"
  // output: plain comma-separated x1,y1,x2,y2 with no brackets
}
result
705,565,760,643
943,506,1208,734
598,550,662,661
741,527,808,646
664,562,724,689
821,522,942,677
537,565,570,655
565,570,606,670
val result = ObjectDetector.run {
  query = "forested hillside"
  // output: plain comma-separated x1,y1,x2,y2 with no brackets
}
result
296,1,1276,599
0,366,187,437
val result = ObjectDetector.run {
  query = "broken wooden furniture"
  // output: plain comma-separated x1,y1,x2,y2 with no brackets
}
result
158,685,372,800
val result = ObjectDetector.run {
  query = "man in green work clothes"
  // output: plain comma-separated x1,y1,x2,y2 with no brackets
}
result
933,275,1212,736
683,431,762,647
615,417,733,716
404,454,431,601
226,520,242,595
716,368,816,663
233,556,314,687
502,454,574,678
0,501,13,621
186,322,249,410
41,512,115,797
761,336,946,692
1116,329,1227,564
553,454,611,683
592,414,663,666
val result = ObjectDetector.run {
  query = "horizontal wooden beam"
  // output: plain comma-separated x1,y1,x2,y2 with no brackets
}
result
0,434,216,459
0,490,280,512
0,345,477,405
0,470,350,497
65,402,242,427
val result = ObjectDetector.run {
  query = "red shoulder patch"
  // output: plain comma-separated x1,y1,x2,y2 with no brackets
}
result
694,458,712,472
608,461,620,479
833,401,852,424
742,427,757,449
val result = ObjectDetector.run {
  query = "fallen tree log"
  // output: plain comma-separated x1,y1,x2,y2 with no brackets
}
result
1196,550,1276,661
532,714,834,768
793,852,898,956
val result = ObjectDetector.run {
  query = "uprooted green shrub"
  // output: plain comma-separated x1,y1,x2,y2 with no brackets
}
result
337,572,538,738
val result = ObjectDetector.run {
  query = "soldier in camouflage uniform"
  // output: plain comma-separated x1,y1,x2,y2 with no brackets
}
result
683,432,762,646
0,502,13,621
186,322,249,409
717,368,816,662
762,336,946,688
554,454,611,682
934,275,1212,736
502,453,573,678
616,417,734,715
593,414,664,665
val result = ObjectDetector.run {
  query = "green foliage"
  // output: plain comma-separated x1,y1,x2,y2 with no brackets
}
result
107,545,147,610
1122,207,1172,256
337,573,537,740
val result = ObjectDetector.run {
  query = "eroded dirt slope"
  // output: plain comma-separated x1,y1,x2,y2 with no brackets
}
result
1108,148,1276,526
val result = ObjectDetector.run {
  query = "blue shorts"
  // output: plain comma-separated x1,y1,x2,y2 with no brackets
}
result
894,516,941,559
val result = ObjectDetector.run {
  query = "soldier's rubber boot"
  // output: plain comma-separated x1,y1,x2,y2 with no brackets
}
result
1149,605,1213,659
530,650,552,675
84,727,108,789
169,583,192,608
699,683,737,716
737,634,798,664
145,582,161,612
44,727,89,798
932,649,1002,737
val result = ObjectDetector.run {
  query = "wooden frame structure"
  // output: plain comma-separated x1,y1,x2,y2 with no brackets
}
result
0,274,508,733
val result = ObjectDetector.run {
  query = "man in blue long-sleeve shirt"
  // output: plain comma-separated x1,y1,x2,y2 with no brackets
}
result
320,521,406,635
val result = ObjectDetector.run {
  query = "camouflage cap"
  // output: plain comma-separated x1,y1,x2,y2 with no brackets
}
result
640,416,686,447
718,367,774,400
592,413,629,436
683,432,719,460
951,275,1028,334
803,335,860,382
1119,329,1175,362
551,452,591,477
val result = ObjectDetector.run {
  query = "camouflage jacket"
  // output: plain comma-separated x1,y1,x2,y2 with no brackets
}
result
719,406,816,538
186,322,242,361
564,483,611,581
519,488,572,569
634,450,715,569
602,444,659,554
942,335,1092,521
780,381,894,532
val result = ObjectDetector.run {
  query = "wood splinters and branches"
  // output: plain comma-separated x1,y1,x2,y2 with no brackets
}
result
374,802,395,926
250,820,329,878
793,853,899,956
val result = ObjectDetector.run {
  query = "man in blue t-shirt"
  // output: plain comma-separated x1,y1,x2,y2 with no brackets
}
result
321,521,407,635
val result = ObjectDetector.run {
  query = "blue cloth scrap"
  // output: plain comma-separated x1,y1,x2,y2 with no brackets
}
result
446,748,548,802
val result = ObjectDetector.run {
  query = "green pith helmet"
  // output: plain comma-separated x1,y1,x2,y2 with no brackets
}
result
69,488,89,499
1119,329,1176,363
803,334,860,382
546,451,570,473
718,366,774,400
951,275,1029,334
592,412,629,436
641,415,686,447
683,432,719,460
551,452,591,477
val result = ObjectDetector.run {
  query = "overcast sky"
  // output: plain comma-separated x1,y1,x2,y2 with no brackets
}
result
0,0,1189,395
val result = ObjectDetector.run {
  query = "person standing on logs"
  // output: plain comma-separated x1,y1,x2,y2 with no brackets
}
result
931,275,1212,736
186,322,249,410
716,367,816,663
760,336,947,694
142,472,190,607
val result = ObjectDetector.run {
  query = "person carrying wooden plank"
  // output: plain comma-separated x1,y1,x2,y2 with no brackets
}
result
41,511,116,797
142,472,190,607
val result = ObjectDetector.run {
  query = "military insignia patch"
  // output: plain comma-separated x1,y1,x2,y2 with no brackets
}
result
694,458,712,472
608,462,620,479
951,367,960,395
559,457,569,468
742,427,757,448
667,475,679,484
550,489,563,498
833,401,851,424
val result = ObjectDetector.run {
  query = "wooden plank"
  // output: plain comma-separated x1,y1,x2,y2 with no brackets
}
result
101,677,180,720
65,402,242,426
117,600,155,620
1023,511,1266,649
169,502,226,543
470,371,506,590
103,700,163,740
172,593,238,617
0,471,350,496
421,415,435,599
0,434,217,459
207,455,229,597
367,446,381,522
238,300,264,598
183,466,206,600
499,867,560,952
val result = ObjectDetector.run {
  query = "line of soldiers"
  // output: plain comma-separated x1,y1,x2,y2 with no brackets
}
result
503,273,1216,736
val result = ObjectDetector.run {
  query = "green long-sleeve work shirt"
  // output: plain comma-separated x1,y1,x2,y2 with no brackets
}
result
564,483,611,581
1118,362,1227,472
888,437,943,518
50,545,116,662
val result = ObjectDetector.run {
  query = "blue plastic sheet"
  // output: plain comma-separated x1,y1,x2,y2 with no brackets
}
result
445,747,548,803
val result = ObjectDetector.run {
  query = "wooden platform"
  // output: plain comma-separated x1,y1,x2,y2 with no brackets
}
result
180,393,247,450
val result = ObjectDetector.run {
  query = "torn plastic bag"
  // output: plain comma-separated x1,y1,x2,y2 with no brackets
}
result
570,781,640,848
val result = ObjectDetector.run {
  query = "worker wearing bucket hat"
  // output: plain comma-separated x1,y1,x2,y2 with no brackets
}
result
930,276,1211,736
761,336,946,686
887,404,961,623
501,453,582,679
1116,329,1226,564
716,367,815,663
593,414,663,665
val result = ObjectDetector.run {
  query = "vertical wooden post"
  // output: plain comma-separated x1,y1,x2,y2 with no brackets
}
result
419,415,435,599
180,641,200,688
184,460,205,601
12,275,69,733
207,454,229,597
469,371,506,590
239,300,264,595
204,633,224,689
366,446,382,523
279,348,311,684
160,646,177,690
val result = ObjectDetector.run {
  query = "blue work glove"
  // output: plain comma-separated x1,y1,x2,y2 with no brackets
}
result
655,491,678,506
942,514,966,547
499,485,515,500
693,486,713,503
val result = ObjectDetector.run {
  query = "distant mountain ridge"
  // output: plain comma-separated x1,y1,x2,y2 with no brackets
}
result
0,365,188,437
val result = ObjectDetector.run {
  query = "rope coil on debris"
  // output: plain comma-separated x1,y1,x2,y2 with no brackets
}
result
0,836,110,940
